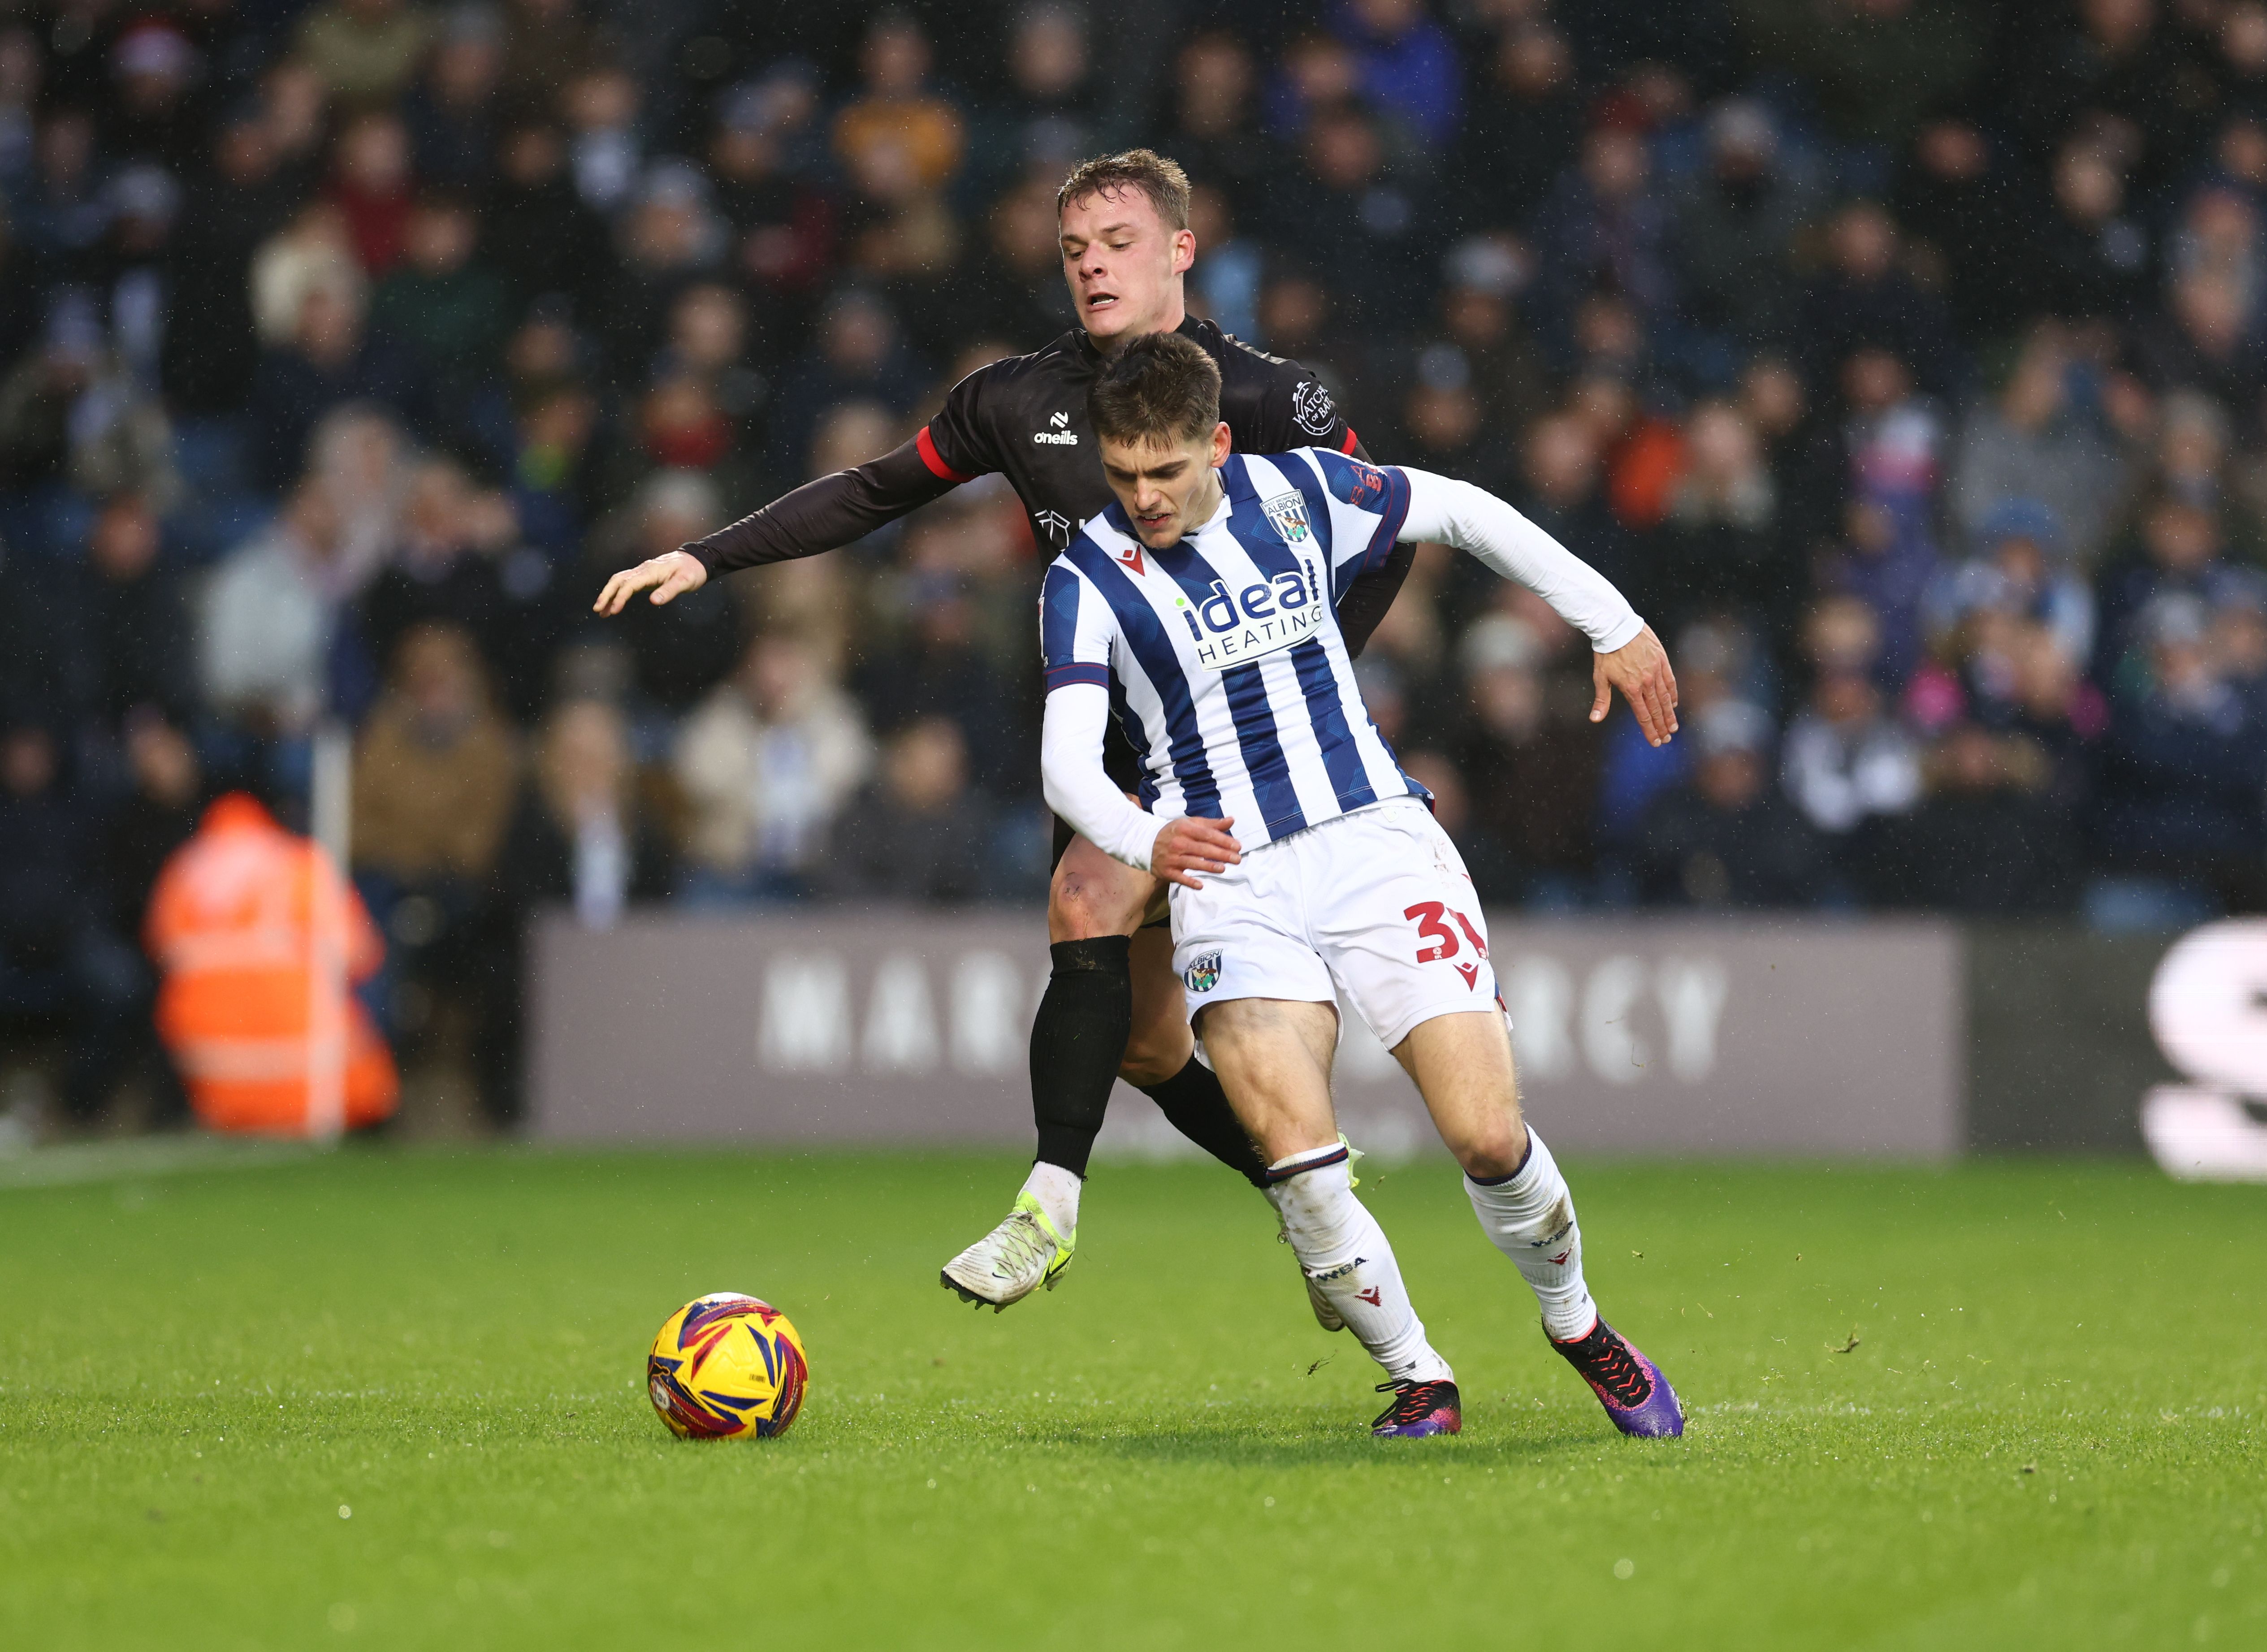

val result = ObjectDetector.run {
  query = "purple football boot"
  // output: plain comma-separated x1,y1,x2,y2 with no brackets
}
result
1550,1319,1684,1438
1371,1378,1462,1438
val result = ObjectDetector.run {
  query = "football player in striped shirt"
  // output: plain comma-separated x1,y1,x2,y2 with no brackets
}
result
597,151,1398,1316
1038,333,1685,1438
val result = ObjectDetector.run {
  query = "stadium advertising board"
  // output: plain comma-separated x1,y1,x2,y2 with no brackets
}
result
2139,919,2267,1181
530,913,1962,1157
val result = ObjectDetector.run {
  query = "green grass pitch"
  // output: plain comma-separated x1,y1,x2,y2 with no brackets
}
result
1,1146,2262,1649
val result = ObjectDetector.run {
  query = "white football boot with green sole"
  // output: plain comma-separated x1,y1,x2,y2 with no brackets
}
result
940,1193,1075,1310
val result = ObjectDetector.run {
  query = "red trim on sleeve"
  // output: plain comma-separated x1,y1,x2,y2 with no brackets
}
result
1340,426,1360,454
1045,663,1111,692
916,426,975,483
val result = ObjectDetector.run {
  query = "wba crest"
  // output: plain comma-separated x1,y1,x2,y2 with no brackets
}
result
1182,951,1223,992
1262,492,1312,545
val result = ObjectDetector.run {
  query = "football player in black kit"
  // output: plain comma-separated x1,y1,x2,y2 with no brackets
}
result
596,151,1411,1315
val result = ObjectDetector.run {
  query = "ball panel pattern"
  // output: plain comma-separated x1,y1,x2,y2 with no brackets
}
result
646,1293,808,1440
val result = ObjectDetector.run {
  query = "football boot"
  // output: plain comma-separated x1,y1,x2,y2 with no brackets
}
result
1549,1317,1684,1438
940,1193,1074,1311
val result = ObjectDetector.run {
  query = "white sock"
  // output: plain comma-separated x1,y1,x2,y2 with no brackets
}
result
1265,1144,1452,1384
1021,1162,1082,1236
1464,1129,1598,1342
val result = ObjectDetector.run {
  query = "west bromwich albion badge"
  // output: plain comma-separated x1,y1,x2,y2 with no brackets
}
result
1262,492,1311,545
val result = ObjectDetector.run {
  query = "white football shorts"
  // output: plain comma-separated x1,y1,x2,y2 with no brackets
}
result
1170,797,1501,1051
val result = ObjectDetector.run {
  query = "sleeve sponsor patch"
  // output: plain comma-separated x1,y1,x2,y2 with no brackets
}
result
1326,457,1389,510
1291,378,1338,437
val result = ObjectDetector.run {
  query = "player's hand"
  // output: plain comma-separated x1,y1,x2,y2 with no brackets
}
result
1592,623,1680,747
593,549,708,616
1151,815,1241,891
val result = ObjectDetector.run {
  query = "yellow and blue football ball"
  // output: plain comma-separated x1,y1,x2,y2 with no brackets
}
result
646,1293,809,1440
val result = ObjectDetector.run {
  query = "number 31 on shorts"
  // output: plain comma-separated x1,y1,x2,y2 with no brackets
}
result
1405,900,1488,964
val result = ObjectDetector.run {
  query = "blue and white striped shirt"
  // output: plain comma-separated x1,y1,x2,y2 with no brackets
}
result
1039,448,1427,851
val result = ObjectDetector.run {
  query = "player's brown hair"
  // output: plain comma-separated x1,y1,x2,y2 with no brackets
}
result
1056,148,1192,230
1087,332,1221,446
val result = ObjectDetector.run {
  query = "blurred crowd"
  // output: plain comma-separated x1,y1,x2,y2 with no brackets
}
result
4,0,2267,1130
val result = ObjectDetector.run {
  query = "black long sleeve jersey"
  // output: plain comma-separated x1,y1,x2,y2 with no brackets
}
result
684,314,1414,656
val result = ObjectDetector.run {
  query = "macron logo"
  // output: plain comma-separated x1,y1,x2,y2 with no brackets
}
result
1034,411,1079,446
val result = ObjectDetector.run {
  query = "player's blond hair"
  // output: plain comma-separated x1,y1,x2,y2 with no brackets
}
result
1056,149,1192,231
1088,332,1220,446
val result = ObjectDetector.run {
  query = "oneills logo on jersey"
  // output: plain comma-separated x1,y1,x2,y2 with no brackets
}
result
1033,411,1079,446
1174,559,1327,672
1262,491,1312,545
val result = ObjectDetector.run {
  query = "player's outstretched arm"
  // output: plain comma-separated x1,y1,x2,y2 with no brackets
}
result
597,432,968,617
1390,464,1680,745
593,550,707,614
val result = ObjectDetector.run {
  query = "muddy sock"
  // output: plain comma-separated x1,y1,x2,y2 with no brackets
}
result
1464,1129,1597,1341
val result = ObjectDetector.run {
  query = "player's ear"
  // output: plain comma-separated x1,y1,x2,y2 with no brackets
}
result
1209,420,1231,467
1171,227,1195,274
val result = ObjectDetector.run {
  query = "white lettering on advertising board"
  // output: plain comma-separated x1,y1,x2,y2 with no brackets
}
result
758,955,850,1070
1336,952,1731,1090
757,951,1031,1079
950,951,1023,1075
2141,919,2267,1181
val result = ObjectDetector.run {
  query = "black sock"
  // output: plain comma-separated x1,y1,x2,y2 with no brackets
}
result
1139,1053,1269,1188
1029,937,1134,1178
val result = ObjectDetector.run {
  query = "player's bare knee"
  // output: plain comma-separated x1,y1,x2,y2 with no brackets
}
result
1047,872,1133,942
1451,1115,1528,1182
